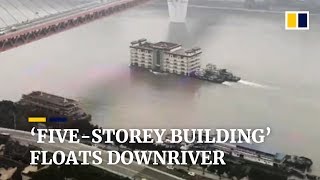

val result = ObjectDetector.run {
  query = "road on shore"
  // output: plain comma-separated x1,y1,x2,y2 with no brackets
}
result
0,127,184,180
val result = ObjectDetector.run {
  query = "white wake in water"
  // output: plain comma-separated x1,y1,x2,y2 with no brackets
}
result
238,80,276,89
222,81,235,86
149,70,168,76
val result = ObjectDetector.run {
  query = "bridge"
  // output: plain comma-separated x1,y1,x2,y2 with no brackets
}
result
0,0,149,53
0,0,272,53
0,0,315,53
0,127,184,180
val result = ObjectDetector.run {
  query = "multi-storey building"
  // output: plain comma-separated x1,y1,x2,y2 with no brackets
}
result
130,39,202,76
19,91,91,121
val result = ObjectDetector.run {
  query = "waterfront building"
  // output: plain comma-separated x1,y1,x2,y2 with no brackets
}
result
19,91,91,121
213,143,287,167
130,39,202,76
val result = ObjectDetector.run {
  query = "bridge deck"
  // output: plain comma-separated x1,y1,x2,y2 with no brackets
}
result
0,0,148,53
0,0,102,29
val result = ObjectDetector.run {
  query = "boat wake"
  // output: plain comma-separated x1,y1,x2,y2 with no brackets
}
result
222,81,235,86
149,70,168,76
238,80,277,90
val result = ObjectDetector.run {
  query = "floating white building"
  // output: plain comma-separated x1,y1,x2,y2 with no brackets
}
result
130,39,201,76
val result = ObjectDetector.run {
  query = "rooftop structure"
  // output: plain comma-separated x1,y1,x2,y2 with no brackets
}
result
130,38,202,76
22,91,77,106
19,91,91,121
213,142,287,166
152,41,181,51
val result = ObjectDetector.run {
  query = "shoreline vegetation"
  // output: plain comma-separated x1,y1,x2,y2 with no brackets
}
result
0,100,318,180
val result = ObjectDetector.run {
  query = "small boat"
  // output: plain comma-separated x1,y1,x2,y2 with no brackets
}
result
190,63,240,83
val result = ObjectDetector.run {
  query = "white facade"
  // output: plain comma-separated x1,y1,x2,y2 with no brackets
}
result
130,39,201,76
130,48,153,69
162,51,201,75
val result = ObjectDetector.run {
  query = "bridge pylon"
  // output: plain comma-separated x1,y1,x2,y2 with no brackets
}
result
167,0,189,23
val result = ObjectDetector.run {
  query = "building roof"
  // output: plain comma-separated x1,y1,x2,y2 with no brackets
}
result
168,48,202,57
185,47,201,53
131,42,154,51
169,48,187,56
275,153,287,161
152,42,181,51
22,91,77,106
236,143,279,157
130,39,202,57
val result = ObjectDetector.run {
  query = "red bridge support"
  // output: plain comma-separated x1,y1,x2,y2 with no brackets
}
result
0,0,149,53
